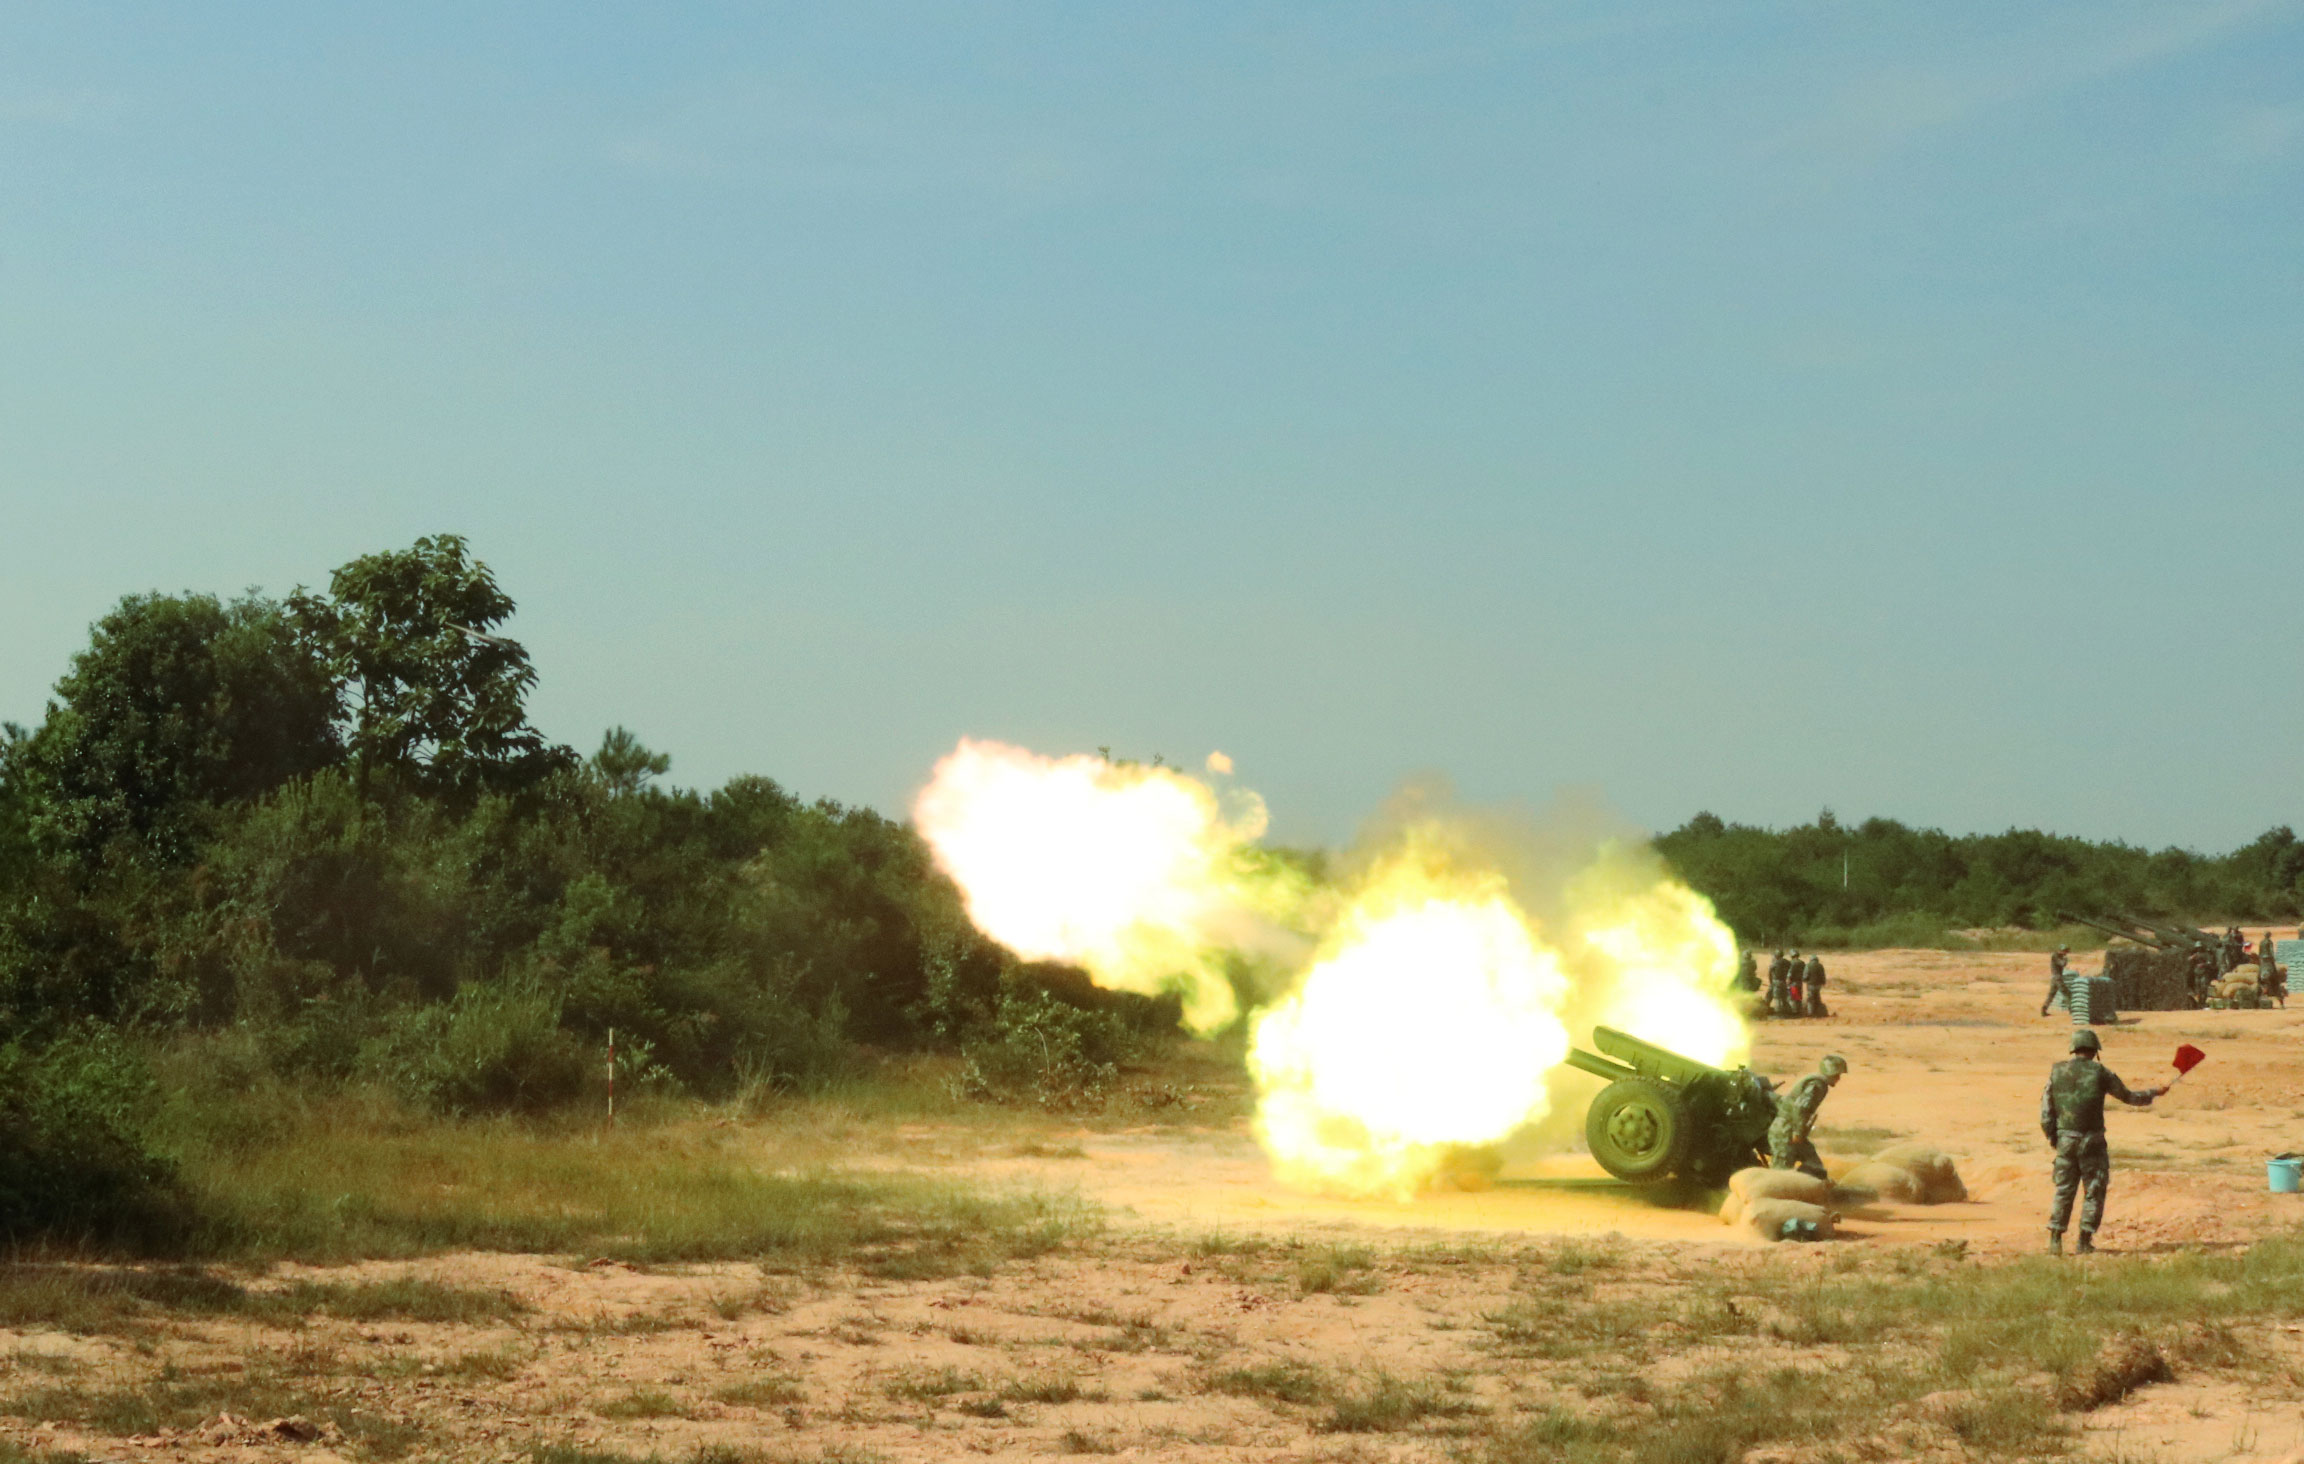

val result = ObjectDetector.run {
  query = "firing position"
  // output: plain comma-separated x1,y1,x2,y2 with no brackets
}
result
1767,1053,1847,1180
2040,1028,2162,1255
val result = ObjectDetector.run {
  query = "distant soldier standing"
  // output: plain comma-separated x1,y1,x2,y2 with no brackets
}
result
2040,1028,2163,1255
2186,947,2215,1008
2038,946,2071,1017
2220,927,2244,976
1785,949,1806,1017
1766,950,1791,1016
1736,948,1759,993
1768,1054,1847,1180
1803,953,1829,1018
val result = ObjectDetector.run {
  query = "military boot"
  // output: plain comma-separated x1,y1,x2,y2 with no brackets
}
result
2047,1229,2063,1256
2075,1231,2096,1255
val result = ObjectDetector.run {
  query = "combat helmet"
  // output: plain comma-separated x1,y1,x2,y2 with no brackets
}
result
1819,1053,1849,1078
2070,1028,2101,1054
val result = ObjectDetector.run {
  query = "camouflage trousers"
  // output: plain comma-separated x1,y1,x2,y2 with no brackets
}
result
1767,978,1788,1016
1770,1134,1824,1180
2049,1131,2111,1235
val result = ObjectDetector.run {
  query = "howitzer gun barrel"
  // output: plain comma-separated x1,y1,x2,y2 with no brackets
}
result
2059,910,2168,948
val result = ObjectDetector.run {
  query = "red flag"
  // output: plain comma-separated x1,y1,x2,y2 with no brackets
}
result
2173,1044,2207,1076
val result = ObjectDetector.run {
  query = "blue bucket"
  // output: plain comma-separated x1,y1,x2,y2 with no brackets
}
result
2269,1156,2302,1194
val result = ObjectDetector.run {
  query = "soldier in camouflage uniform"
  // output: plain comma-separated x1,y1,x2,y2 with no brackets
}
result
1736,948,1759,993
2186,947,2215,1008
1785,950,1806,1017
1767,1054,1847,1180
1765,950,1791,1016
2040,1028,2162,1255
2039,946,2070,1017
1802,953,1829,1017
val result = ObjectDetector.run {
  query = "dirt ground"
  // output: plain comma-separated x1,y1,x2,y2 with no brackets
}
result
10,946,2304,1464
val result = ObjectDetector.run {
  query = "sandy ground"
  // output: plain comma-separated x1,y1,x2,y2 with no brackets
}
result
9,946,2304,1463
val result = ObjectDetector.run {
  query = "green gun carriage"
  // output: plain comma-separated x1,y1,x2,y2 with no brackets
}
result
1566,1026,1781,1187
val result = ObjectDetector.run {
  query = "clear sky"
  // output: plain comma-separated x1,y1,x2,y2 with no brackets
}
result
3,3,2299,851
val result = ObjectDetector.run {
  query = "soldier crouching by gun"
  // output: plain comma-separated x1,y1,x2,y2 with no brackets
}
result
2041,1028,2163,1256
1768,1054,1847,1180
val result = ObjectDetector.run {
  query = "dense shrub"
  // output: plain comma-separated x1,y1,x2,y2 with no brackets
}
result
358,981,593,1116
0,1028,185,1245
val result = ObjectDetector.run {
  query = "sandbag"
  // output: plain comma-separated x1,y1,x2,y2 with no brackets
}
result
1727,1167,1830,1207
1868,1144,1967,1203
1838,1160,1922,1203
1743,1197,1834,1242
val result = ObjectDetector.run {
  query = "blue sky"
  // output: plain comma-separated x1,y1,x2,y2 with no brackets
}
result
3,2,2299,850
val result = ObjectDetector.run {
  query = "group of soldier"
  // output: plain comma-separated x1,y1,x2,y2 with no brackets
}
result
1759,1026,2160,1256
1734,947,1828,1018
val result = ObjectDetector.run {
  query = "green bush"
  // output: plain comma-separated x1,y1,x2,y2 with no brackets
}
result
955,987,1138,1109
359,982,591,1115
0,1028,186,1246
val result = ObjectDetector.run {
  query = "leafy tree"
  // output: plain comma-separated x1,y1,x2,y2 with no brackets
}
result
294,535,572,800
18,592,338,871
593,727,670,796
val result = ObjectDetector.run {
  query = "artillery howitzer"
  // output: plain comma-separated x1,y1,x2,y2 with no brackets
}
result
1567,1026,1779,1187
2055,911,2226,1011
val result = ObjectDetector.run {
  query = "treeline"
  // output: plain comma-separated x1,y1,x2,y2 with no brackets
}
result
0,536,1144,1241
1657,809,2304,947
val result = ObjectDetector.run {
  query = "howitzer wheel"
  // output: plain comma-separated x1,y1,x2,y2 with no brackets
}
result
1585,1076,1690,1183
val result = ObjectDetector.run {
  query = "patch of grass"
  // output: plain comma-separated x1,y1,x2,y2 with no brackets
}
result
955,1396,1009,1418
1542,1237,1625,1275
714,1375,806,1407
0,1264,525,1336
1316,1371,1479,1434
438,1345,526,1380
596,1389,691,1420
163,1088,1097,1274
1201,1360,1331,1407
1059,1428,1117,1454
272,1276,527,1324
1007,1140,1086,1159
0,1370,405,1442
882,1366,985,1401
707,1283,789,1321
1295,1244,1381,1296
0,1263,250,1332
5,1374,320,1447
1001,1372,1102,1404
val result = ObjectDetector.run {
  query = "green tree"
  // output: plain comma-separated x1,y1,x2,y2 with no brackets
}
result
18,592,339,870
295,535,572,800
593,727,671,796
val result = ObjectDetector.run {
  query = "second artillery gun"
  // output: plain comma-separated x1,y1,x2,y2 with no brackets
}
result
1568,1026,1781,1187
2056,911,2223,1011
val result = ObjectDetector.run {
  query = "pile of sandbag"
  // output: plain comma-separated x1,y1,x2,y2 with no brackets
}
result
1838,1143,1967,1205
1719,1167,1834,1242
2211,964,2262,1006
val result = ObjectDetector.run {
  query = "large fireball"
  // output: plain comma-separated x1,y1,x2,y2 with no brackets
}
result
913,737,1750,1197
912,739,1272,1032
